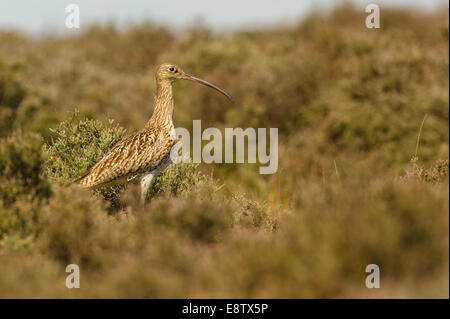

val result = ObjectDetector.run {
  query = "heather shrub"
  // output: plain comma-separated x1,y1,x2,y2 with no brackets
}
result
231,193,278,232
0,253,66,298
0,60,58,139
0,60,27,136
0,199,47,251
191,177,449,298
0,132,51,205
0,132,51,251
14,94,59,141
142,195,233,243
39,185,128,268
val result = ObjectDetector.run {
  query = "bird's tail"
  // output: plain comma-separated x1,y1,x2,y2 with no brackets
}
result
71,169,91,186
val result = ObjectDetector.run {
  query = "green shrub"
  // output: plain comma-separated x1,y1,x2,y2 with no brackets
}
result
147,162,200,199
43,112,126,199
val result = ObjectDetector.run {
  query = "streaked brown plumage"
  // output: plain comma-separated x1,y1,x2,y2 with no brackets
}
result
75,62,233,204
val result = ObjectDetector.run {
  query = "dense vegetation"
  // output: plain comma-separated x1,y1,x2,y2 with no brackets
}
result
0,5,448,297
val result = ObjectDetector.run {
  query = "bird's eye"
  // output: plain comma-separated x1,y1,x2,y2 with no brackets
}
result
168,67,176,72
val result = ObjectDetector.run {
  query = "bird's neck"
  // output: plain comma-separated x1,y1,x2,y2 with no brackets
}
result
146,79,174,130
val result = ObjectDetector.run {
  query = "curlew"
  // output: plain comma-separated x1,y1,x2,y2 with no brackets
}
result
75,63,233,204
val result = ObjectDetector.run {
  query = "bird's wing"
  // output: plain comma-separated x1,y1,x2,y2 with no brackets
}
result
77,129,173,187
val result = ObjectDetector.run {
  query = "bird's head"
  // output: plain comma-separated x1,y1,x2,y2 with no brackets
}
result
156,63,234,103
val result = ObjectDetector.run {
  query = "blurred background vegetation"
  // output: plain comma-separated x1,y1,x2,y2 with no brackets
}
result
0,4,448,298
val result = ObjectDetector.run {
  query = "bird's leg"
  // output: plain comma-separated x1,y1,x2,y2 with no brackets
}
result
140,172,154,205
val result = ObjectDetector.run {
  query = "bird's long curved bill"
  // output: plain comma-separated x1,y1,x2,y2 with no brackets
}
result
181,73,234,103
